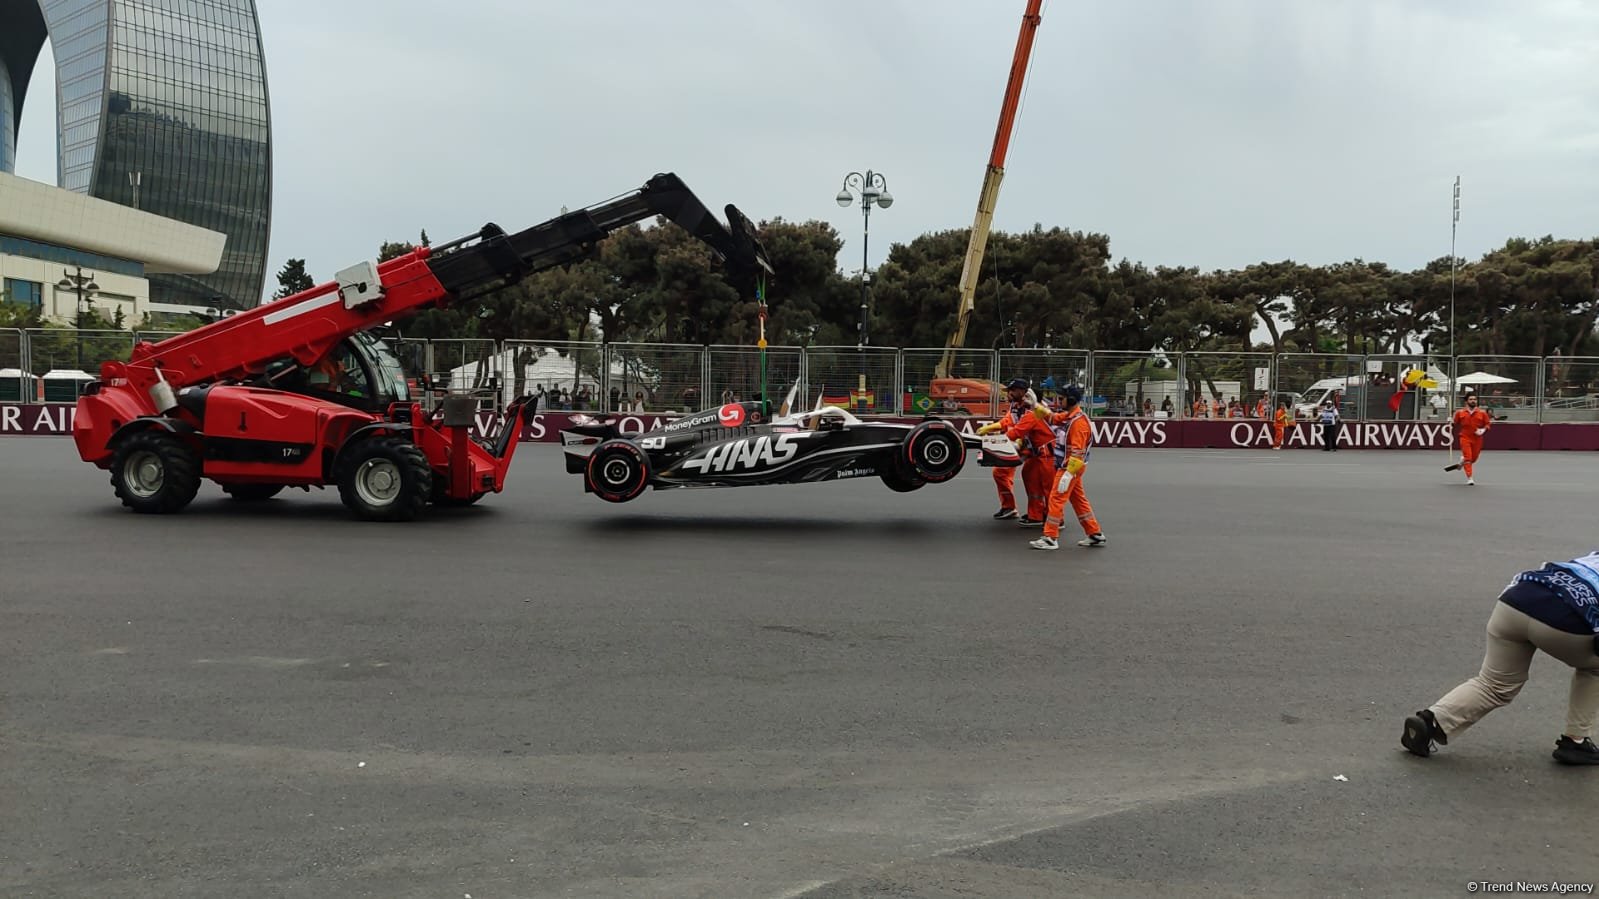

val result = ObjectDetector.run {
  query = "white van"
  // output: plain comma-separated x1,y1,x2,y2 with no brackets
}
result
1295,376,1364,419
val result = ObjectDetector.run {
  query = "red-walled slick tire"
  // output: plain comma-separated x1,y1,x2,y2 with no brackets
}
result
902,421,965,483
585,440,652,503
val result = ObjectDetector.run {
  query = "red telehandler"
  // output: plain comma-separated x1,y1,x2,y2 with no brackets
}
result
73,173,773,521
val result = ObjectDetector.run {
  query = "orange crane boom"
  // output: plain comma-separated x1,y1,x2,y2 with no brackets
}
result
936,0,1044,379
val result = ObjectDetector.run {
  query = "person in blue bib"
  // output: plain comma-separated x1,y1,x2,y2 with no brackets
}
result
1402,551,1599,765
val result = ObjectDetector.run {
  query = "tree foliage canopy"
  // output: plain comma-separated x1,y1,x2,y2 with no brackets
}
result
238,221,1596,361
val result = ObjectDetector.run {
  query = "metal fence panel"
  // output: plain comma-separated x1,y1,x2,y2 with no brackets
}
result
705,345,803,413
23,329,136,400
0,328,26,401
800,346,898,415
1179,351,1274,419
1453,355,1541,422
607,343,706,413
899,348,996,416
381,338,502,410
428,338,501,392
1089,351,1177,418
996,349,1090,412
1274,353,1367,419
500,340,607,410
1361,354,1452,421
1543,356,1599,423
21,328,135,373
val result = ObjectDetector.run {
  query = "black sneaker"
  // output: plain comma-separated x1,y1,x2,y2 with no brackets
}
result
993,508,1018,520
1402,709,1446,757
1552,736,1599,765
1017,516,1043,528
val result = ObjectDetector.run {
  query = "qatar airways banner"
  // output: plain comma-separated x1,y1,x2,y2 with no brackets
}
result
2,403,1594,451
0,403,76,436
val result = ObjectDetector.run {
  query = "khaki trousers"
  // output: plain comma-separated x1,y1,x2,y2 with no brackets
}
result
1431,602,1599,739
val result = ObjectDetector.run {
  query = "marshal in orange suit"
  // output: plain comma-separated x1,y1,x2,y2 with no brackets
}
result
977,379,1036,519
1451,393,1493,485
1028,385,1105,551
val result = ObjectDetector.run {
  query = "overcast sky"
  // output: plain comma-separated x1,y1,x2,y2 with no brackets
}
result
13,0,1599,304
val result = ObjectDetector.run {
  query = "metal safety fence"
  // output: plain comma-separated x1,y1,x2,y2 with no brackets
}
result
705,345,803,413
0,328,25,402
801,347,899,416
1545,356,1599,423
8,328,1599,423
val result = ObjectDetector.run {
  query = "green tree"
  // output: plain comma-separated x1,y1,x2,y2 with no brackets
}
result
271,258,316,299
747,218,854,346
0,299,43,329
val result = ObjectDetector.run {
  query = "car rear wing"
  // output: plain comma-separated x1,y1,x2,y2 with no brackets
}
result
424,173,773,304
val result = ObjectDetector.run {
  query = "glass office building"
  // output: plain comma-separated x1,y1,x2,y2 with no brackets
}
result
1,0,271,309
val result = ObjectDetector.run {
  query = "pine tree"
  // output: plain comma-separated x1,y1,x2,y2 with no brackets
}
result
272,258,316,299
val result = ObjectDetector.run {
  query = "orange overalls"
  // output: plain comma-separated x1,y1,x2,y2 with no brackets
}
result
1006,409,1057,522
1041,406,1101,541
1453,406,1492,477
985,402,1028,513
1272,407,1290,449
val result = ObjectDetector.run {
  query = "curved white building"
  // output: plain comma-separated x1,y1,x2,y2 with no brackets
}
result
1,169,225,323
1,0,271,309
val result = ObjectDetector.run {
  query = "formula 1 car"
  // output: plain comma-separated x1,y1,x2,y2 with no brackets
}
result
560,387,1022,502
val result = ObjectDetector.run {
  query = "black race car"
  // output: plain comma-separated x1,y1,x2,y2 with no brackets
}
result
560,392,1021,502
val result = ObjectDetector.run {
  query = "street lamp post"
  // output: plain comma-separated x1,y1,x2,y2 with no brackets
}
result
836,170,893,408
1449,175,1460,414
57,265,101,372
836,170,894,347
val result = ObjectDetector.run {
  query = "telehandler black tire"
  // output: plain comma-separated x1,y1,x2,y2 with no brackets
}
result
336,437,432,521
110,430,202,514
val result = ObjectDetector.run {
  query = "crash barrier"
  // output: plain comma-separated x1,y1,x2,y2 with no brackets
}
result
4,328,1597,423
7,402,1599,451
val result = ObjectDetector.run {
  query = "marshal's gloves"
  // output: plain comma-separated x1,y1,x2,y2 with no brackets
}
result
1033,404,1052,422
1065,457,1085,476
1475,428,1486,436
976,422,1002,435
1056,471,1072,494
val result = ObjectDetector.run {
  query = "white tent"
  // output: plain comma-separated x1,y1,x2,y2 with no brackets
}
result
1453,370,1517,388
447,347,623,404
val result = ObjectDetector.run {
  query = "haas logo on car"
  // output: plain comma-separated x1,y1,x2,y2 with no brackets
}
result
718,403,746,427
680,434,802,474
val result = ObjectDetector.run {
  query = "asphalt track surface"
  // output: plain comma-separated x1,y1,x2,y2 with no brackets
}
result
3,436,1597,898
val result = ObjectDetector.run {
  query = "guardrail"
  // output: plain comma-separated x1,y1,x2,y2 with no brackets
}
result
6,329,1598,422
